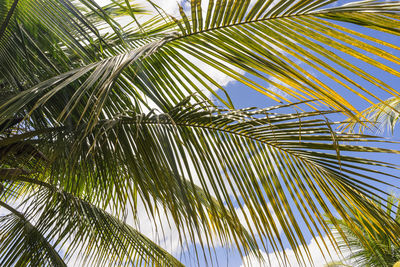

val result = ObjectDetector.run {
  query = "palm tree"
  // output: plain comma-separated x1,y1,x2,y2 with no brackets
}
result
1,0,400,266
326,196,400,267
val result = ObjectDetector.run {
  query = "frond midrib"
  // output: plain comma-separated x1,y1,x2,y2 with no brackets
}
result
0,200,67,267
0,176,184,267
141,118,351,175
166,9,388,44
0,0,20,40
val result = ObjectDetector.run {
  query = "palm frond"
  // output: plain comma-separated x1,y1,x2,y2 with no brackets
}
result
3,0,400,131
0,200,66,267
340,96,400,133
161,0,400,119
0,179,184,267
326,196,400,267
4,98,400,265
1,1,400,266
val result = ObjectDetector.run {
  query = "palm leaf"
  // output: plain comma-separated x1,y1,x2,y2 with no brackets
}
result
0,170,261,266
3,0,400,131
1,0,400,266
326,196,400,267
0,178,184,267
341,96,400,133
4,98,400,265
0,200,66,266
149,0,400,118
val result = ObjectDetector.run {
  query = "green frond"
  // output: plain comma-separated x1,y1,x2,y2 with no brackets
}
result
1,1,400,266
0,200,66,267
326,196,400,267
4,98,400,265
160,0,400,118
3,0,400,130
341,96,400,134
0,180,184,267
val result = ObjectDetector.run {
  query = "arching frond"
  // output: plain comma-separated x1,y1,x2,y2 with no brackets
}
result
143,0,400,117
326,196,400,267
0,200,66,267
4,99,400,266
1,0,400,266
341,96,400,134
0,179,184,267
2,0,400,130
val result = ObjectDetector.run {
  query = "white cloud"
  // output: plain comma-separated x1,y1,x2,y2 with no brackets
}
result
121,197,237,261
240,235,351,267
146,0,189,17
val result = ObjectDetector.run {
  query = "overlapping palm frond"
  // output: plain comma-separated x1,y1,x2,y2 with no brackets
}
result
326,196,400,267
0,182,184,267
3,0,400,129
0,117,259,265
1,0,400,266
0,0,164,126
3,97,400,265
0,150,260,266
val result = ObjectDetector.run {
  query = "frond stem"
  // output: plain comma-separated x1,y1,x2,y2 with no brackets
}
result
0,0,20,40
0,200,67,266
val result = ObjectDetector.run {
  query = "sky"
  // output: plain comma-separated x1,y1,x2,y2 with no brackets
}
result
2,0,400,266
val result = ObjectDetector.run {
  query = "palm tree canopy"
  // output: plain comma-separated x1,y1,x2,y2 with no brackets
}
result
0,0,400,266
326,196,400,267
